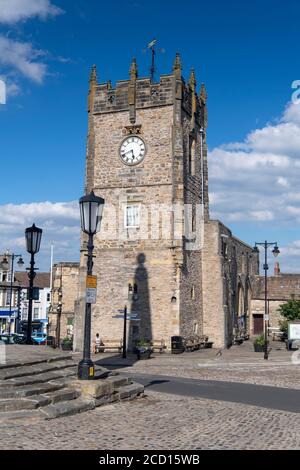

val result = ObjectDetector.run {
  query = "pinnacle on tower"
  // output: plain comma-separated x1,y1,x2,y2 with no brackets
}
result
130,57,138,80
189,68,196,90
173,52,182,72
200,83,207,103
89,64,97,84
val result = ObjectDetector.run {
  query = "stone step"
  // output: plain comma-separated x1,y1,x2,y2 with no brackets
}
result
0,367,77,388
44,388,80,405
105,375,131,389
0,360,77,381
0,388,79,412
0,354,73,371
93,367,110,380
0,409,42,424
40,398,95,420
118,382,145,400
0,381,64,399
0,398,42,412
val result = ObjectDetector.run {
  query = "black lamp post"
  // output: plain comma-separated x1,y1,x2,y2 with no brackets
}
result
25,224,42,345
253,241,280,360
78,191,105,380
1,252,24,335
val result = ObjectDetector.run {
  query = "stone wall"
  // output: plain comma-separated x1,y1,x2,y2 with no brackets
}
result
75,57,209,351
250,270,300,334
75,56,256,353
201,220,259,349
251,299,283,331
48,262,79,345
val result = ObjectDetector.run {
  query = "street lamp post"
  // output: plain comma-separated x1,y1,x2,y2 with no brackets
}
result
1,252,24,335
78,191,105,380
253,241,280,360
25,224,43,345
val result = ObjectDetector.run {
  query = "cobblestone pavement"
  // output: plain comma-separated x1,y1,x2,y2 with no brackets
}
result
0,391,299,450
90,340,300,390
1,342,299,450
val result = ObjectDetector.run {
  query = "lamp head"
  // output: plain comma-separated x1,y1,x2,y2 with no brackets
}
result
25,224,43,255
79,191,105,235
272,246,280,258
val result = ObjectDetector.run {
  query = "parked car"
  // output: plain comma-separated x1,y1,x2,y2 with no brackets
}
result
31,333,47,345
12,334,26,344
0,334,15,344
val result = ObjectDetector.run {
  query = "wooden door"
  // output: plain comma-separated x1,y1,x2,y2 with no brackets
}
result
253,314,263,335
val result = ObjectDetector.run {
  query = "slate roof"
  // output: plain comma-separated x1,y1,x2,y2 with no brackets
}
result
14,272,50,289
252,274,300,301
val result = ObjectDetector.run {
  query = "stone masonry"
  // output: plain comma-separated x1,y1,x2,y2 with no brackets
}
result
251,262,300,334
74,54,259,352
48,262,79,346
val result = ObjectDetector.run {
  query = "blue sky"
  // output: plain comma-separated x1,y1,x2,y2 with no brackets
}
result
0,0,300,272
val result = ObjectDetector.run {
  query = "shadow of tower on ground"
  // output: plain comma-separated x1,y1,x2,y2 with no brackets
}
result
128,253,152,351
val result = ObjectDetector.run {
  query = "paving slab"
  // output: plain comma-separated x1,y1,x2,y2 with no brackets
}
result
0,345,72,370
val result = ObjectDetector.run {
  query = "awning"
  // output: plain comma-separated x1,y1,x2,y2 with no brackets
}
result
0,310,18,317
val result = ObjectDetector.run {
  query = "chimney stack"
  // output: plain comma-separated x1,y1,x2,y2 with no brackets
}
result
274,261,280,276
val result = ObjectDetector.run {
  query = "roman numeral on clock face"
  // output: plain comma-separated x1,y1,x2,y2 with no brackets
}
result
119,136,146,166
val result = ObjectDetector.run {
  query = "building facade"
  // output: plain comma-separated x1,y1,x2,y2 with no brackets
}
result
48,262,79,345
74,55,259,351
0,254,20,334
0,255,50,335
251,262,300,334
15,272,51,334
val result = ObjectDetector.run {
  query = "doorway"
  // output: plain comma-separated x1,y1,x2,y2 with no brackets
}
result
253,314,264,335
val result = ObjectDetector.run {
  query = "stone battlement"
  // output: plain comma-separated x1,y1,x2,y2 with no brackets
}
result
91,75,205,124
93,74,173,114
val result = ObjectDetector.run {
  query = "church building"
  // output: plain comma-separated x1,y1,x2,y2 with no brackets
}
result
74,54,259,351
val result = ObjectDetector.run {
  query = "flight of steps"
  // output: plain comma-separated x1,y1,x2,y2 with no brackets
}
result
0,355,144,423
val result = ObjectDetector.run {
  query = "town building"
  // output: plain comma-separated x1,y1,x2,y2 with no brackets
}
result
14,272,51,335
74,54,259,352
251,262,300,335
0,253,50,334
48,262,79,346
0,254,21,334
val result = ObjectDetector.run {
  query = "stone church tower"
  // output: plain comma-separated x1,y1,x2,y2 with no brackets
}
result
74,54,211,351
74,54,258,352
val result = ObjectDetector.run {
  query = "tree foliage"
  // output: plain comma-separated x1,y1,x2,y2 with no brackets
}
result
278,300,300,321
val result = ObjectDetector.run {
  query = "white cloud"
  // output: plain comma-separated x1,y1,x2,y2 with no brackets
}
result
277,177,289,188
276,241,300,273
209,101,300,225
0,0,63,24
0,201,80,270
0,36,48,83
0,1,64,95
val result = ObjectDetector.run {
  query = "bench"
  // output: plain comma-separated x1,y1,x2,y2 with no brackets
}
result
185,335,213,352
150,339,167,354
94,339,123,354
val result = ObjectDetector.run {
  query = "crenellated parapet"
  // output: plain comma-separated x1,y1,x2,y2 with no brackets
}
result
93,74,174,115
89,55,207,131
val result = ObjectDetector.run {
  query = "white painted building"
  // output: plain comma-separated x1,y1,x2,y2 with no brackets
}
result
0,254,20,334
15,272,51,334
0,255,51,334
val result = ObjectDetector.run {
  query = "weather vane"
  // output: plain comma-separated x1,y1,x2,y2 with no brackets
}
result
148,39,157,83
145,39,165,83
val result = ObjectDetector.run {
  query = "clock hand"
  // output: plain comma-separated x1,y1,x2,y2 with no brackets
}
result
125,149,134,158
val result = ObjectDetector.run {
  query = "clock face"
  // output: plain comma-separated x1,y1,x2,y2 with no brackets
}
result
120,136,146,166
